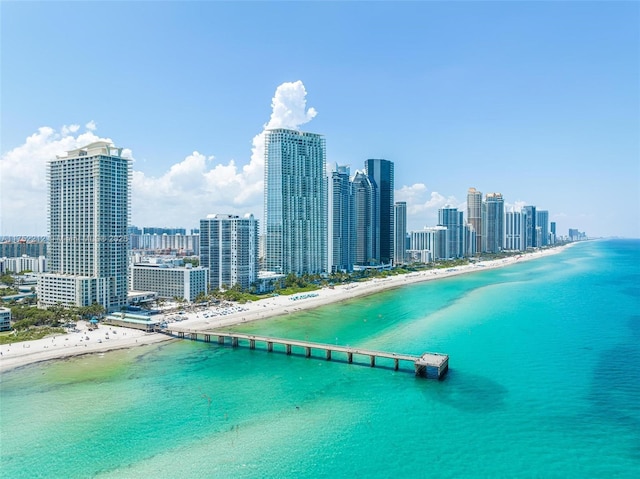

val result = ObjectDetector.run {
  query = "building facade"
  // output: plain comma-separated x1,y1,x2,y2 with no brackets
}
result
328,165,354,273
38,142,130,310
0,237,47,258
129,232,199,255
409,226,448,261
522,205,537,248
438,206,464,259
264,129,327,275
130,264,207,302
505,209,525,251
467,187,483,254
0,255,47,274
200,214,259,291
365,159,394,265
0,307,11,331
352,171,375,266
536,210,549,246
484,193,504,254
394,201,407,265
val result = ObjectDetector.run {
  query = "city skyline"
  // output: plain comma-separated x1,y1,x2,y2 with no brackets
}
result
1,1,638,238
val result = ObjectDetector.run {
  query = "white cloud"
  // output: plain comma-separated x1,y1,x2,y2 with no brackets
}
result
0,80,318,234
505,200,527,212
396,183,460,230
0,126,112,234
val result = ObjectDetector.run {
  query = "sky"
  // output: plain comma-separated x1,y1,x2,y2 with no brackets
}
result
1,1,638,238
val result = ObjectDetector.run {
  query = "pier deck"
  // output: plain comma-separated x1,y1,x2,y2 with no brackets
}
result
161,328,449,379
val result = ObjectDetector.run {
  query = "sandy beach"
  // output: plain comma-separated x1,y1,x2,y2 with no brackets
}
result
0,244,572,373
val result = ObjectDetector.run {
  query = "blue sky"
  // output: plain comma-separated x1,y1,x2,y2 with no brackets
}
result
1,1,638,238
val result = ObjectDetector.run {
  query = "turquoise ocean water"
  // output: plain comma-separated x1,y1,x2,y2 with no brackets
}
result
1,239,638,478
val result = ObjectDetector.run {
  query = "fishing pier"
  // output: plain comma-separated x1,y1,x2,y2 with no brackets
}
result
160,328,449,379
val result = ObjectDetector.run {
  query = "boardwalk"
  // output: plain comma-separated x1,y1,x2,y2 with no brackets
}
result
161,328,449,379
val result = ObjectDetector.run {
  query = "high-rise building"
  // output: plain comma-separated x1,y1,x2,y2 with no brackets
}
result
464,223,477,257
408,226,449,262
536,210,549,246
484,193,504,254
264,129,327,275
505,209,525,251
328,165,354,273
394,201,407,265
352,171,375,266
365,159,394,265
0,237,47,258
522,205,537,248
438,206,464,258
550,221,557,245
38,142,130,310
467,187,483,254
200,214,258,291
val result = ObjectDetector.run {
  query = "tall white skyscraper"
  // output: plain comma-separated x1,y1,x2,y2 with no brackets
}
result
467,187,483,254
200,214,258,291
505,209,525,251
38,142,131,310
264,129,327,275
394,201,407,265
352,171,375,266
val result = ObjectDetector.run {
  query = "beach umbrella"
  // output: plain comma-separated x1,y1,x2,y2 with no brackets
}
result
90,318,99,324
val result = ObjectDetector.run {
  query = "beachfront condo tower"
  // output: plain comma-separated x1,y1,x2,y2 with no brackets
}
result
352,171,375,266
467,187,483,254
505,209,525,251
536,210,549,246
438,206,465,259
328,164,354,273
264,129,327,275
522,205,537,248
484,192,504,254
200,214,258,291
394,201,407,265
38,142,131,311
365,159,394,265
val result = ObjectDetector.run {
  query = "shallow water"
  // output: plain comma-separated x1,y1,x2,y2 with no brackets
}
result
1,239,638,478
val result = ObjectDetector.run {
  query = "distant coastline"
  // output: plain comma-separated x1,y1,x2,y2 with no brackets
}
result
0,243,575,373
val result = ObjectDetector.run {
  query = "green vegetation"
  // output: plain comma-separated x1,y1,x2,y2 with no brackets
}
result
1,287,20,297
0,274,16,287
3,302,106,343
182,257,199,267
0,327,66,345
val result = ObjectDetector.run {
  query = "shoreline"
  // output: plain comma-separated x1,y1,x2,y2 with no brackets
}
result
0,244,573,373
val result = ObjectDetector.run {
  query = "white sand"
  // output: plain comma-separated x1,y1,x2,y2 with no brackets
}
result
0,244,572,373
0,321,169,373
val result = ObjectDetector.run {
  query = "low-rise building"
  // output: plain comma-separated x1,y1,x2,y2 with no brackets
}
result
0,307,11,331
130,264,207,302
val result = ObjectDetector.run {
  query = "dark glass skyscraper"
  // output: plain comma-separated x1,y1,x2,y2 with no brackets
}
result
328,165,354,273
438,206,464,258
352,171,375,266
484,193,504,253
365,159,394,265
523,205,537,248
